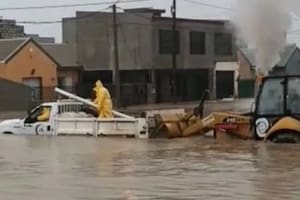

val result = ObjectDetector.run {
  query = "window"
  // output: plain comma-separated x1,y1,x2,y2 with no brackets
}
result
159,29,180,54
257,78,284,115
25,106,52,123
190,31,206,54
214,33,233,56
287,77,300,114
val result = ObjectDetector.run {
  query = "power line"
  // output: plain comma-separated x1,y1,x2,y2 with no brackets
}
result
17,5,154,24
183,0,233,11
17,5,113,24
0,0,151,11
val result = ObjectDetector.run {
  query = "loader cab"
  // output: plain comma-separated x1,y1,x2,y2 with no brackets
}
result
254,75,300,140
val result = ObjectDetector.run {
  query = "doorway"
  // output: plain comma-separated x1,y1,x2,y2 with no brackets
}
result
216,71,234,99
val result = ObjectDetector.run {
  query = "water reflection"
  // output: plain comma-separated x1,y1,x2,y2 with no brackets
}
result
0,135,299,199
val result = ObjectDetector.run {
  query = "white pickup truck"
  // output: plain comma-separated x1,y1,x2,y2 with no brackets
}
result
0,89,149,138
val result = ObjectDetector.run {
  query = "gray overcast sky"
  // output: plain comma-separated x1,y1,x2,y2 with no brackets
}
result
0,0,300,44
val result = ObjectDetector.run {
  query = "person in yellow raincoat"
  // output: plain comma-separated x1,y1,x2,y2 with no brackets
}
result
93,80,113,118
37,107,50,121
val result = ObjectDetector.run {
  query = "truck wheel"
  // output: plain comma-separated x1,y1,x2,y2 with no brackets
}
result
35,125,46,135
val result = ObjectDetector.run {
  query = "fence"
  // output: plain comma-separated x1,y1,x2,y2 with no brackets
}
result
0,79,32,111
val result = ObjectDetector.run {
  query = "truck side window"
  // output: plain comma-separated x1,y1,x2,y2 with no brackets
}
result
25,106,52,123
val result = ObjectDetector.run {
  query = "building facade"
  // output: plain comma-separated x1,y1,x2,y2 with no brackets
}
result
0,19,25,39
0,38,81,103
63,8,236,105
0,38,57,102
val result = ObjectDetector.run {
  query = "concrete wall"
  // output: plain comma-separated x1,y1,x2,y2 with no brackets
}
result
68,12,154,71
64,12,236,72
152,19,236,70
75,12,112,70
0,78,31,111
62,18,77,44
0,42,57,100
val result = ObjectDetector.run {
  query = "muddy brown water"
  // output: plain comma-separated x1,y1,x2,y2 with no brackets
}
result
0,135,299,200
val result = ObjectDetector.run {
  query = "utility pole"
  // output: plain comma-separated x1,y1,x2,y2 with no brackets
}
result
171,0,177,103
112,4,121,108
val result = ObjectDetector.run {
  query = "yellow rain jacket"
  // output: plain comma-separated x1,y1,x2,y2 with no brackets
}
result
93,80,113,118
37,107,50,121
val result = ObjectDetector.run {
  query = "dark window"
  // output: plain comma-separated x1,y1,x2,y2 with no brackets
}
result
214,33,233,56
190,31,206,54
159,29,180,54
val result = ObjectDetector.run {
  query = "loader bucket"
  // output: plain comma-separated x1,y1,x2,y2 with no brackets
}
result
150,112,189,138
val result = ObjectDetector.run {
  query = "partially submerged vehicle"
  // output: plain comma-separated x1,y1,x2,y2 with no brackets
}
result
153,75,300,143
0,88,148,138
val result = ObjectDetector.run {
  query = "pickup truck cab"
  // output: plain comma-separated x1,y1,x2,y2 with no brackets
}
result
0,101,84,135
0,100,149,138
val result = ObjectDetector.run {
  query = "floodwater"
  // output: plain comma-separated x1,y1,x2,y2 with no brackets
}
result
0,135,300,200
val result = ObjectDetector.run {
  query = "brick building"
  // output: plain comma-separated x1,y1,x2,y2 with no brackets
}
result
0,18,25,39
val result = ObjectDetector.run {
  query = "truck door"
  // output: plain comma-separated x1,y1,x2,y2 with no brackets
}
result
23,105,52,135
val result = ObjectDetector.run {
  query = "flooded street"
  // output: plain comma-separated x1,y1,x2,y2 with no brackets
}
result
0,135,300,200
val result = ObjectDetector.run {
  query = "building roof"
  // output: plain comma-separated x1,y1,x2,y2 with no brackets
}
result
124,8,165,16
41,43,79,68
26,34,55,43
0,38,28,62
0,37,59,66
153,16,228,24
240,44,298,68
0,37,80,69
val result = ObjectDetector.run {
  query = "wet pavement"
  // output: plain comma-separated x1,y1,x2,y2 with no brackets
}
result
0,136,299,199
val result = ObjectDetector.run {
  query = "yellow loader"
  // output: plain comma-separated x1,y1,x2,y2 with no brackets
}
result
151,75,300,143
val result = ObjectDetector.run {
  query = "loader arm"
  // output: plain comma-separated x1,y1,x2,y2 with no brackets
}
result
154,111,252,139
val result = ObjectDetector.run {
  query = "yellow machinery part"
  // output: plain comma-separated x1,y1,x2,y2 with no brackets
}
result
264,117,300,141
154,111,252,139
